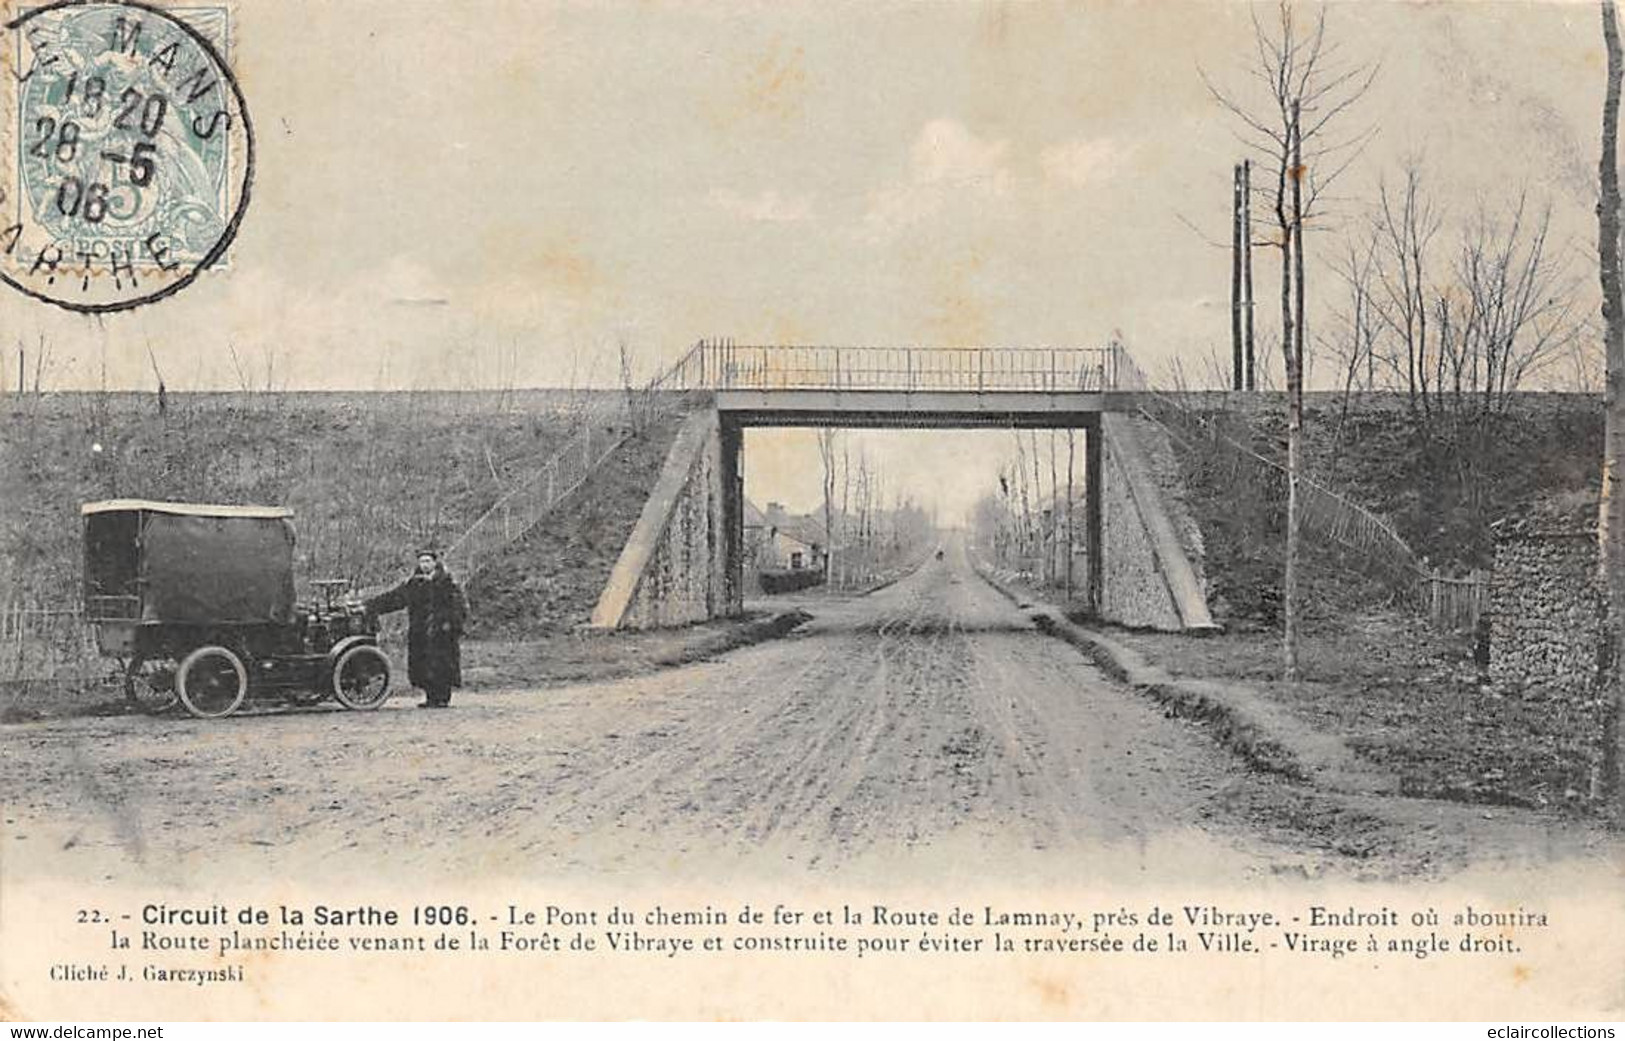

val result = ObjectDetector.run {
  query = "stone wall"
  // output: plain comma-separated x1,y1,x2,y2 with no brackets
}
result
1489,526,1602,699
1097,414,1216,632
591,409,738,629
1099,439,1183,630
1484,499,1609,796
1131,416,1210,595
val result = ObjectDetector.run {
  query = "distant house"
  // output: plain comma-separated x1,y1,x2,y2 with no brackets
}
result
743,498,770,566
751,500,828,573
772,521,827,572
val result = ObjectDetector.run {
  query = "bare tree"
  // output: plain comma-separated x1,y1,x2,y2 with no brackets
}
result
1048,429,1061,587
839,442,852,587
1364,165,1584,546
1371,163,1445,421
1440,198,1579,414
1432,197,1581,528
1028,430,1045,582
991,469,1016,564
1598,0,1625,814
1204,0,1377,680
1011,430,1033,571
856,450,872,577
817,428,840,587
29,334,52,395
142,342,169,417
617,335,654,435
1566,318,1606,393
1065,428,1077,601
1322,225,1382,476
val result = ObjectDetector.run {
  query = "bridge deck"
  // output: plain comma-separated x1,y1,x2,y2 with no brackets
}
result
715,389,1140,427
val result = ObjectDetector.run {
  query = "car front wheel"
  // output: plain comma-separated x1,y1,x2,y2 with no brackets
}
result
332,644,392,710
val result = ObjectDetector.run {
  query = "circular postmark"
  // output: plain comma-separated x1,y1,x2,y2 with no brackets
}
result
0,0,252,312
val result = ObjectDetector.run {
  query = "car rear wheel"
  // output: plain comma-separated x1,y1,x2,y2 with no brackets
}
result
332,645,392,710
176,646,248,719
124,658,179,715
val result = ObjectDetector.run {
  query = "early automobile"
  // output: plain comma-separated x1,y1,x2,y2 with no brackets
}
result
81,499,394,719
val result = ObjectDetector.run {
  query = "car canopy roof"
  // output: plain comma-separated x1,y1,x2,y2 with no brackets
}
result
81,499,294,519
82,500,298,624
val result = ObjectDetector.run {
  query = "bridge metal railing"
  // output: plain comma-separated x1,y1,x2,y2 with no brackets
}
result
436,338,1137,583
678,340,1125,393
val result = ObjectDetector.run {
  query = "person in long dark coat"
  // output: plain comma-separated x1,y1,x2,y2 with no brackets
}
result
367,550,467,708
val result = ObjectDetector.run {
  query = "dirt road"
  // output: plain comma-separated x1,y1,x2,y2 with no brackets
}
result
0,539,1610,886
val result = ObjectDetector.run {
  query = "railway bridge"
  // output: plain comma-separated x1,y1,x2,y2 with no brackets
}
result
589,341,1216,633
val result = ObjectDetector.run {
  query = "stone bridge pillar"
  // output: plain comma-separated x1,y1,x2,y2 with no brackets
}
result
589,406,742,629
593,396,1216,634
721,416,744,614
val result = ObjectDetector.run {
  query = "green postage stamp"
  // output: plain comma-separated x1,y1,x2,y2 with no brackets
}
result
0,0,252,312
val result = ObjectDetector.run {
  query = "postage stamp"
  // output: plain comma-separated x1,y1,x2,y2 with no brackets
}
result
0,0,252,312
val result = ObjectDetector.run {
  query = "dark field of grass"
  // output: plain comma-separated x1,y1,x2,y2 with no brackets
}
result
1110,617,1606,814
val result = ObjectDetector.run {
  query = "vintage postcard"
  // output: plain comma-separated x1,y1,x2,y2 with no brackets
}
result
1,0,1623,1023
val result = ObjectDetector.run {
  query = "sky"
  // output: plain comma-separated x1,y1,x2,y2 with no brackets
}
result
741,426,1089,526
0,0,1612,517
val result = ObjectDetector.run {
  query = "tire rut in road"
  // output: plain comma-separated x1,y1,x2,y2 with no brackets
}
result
521,645,854,846
752,585,954,861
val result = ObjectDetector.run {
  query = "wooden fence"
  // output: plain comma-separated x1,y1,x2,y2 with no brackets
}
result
1,600,100,684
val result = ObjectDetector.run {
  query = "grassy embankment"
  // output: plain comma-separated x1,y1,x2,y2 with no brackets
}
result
1112,393,1606,812
0,390,697,717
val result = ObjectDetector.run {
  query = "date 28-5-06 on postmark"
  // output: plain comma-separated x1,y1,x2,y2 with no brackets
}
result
0,0,252,313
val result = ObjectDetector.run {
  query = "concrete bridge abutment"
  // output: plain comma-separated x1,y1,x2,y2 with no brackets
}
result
588,406,744,630
590,392,1216,634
